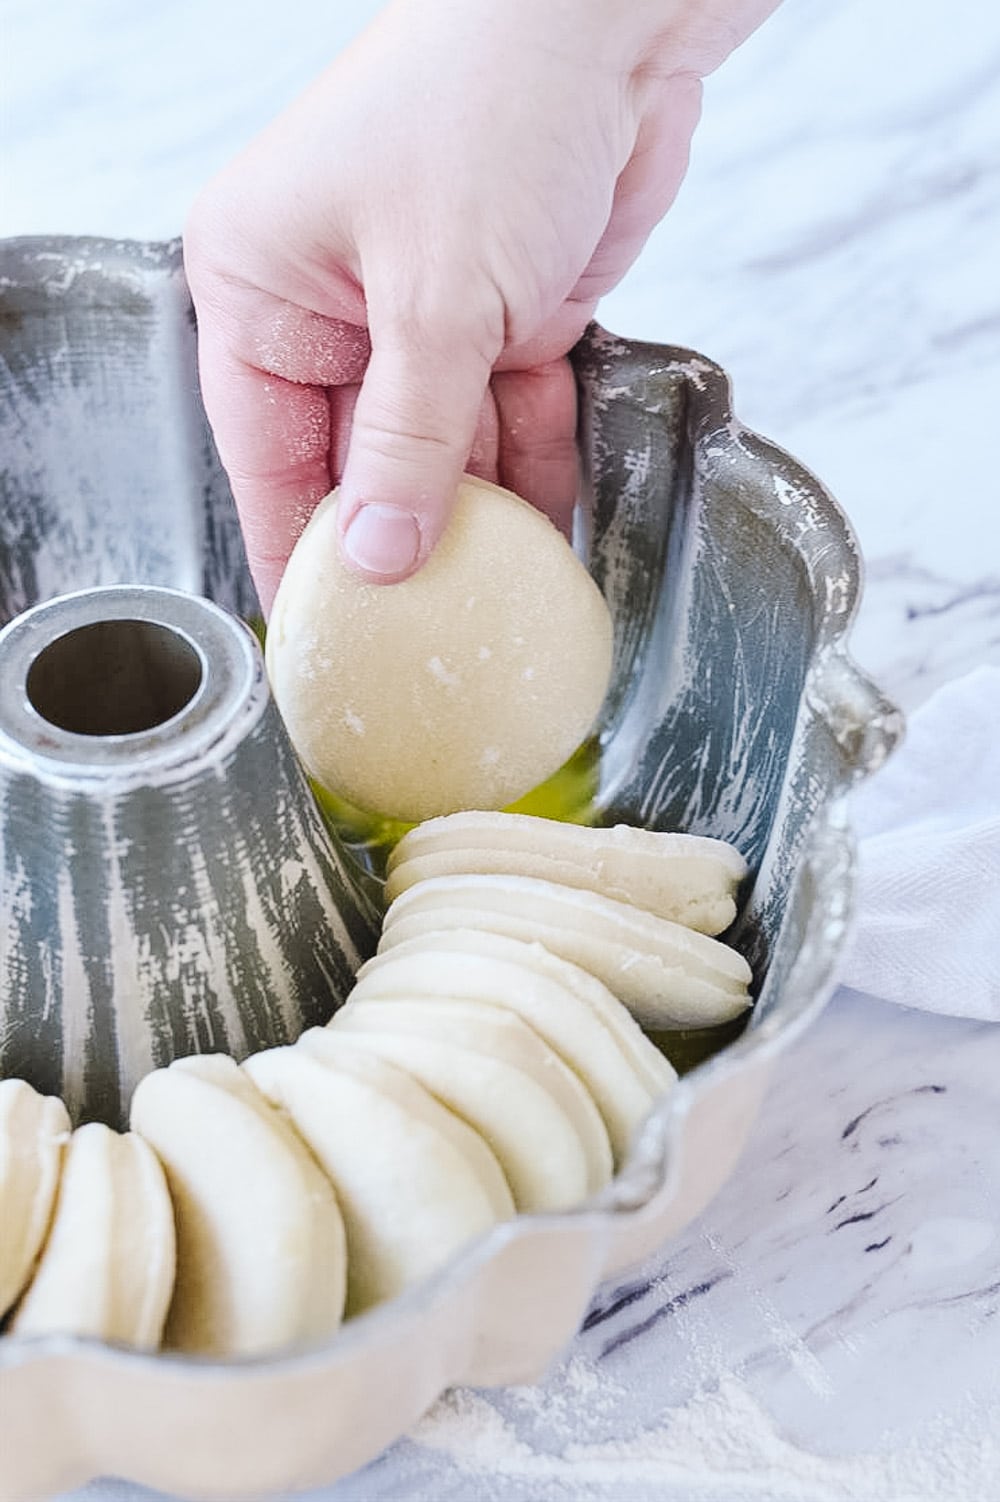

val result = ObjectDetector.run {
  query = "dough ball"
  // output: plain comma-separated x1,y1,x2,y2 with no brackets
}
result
246,1033,514,1316
12,1122,174,1350
385,810,746,932
130,1055,346,1356
265,477,613,822
351,935,673,1167
328,997,613,1210
0,1079,70,1320
380,874,753,1031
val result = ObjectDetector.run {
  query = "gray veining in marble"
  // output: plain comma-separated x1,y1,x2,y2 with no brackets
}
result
2,0,998,1495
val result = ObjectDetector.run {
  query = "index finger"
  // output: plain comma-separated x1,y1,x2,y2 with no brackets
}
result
493,359,579,539
196,333,332,616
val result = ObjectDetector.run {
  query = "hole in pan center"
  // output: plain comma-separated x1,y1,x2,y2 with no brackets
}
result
25,618,205,737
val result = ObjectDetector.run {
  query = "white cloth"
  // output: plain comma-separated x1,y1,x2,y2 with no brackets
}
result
840,665,1000,1020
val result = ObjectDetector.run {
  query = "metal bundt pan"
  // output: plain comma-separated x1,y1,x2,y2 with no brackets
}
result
0,238,902,1499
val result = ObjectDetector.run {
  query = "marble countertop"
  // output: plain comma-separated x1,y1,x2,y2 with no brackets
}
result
3,0,998,1497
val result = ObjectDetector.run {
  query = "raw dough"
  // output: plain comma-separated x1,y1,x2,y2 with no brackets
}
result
328,997,613,1208
352,936,674,1165
380,875,753,1030
360,929,678,1097
12,1122,174,1349
130,1054,346,1356
386,811,746,934
0,1079,69,1319
265,478,613,822
246,1031,515,1316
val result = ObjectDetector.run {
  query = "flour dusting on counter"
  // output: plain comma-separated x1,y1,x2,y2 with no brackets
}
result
412,1362,1000,1502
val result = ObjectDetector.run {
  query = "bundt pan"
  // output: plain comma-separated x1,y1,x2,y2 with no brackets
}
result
0,238,902,1500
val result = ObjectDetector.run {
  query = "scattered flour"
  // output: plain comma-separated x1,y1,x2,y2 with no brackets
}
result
410,1360,999,1502
427,655,461,689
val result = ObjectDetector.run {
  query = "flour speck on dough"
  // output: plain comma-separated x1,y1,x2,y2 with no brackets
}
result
428,656,461,689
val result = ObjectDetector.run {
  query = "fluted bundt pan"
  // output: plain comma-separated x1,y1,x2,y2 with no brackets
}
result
0,237,901,1499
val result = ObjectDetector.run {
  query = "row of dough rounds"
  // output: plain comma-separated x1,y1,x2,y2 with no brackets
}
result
0,813,751,1357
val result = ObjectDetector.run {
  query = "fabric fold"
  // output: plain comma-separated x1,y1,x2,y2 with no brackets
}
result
840,665,1000,1021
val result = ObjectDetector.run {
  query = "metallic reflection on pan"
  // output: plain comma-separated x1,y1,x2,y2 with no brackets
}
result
0,237,902,1500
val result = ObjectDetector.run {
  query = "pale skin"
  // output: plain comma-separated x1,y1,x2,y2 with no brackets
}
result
184,0,780,615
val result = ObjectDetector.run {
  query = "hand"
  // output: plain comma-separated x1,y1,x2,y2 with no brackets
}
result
184,0,776,613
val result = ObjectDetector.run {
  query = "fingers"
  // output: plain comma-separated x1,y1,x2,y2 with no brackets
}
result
330,383,501,489
329,383,361,484
466,390,501,488
196,331,331,616
197,293,504,608
336,308,503,582
493,299,597,376
493,360,578,538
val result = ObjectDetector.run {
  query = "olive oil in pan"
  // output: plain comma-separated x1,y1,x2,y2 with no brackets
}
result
255,615,746,1075
309,735,602,884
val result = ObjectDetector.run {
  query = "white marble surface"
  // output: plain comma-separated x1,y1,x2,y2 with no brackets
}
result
3,0,999,1497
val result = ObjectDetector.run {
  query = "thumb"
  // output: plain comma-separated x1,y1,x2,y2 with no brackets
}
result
337,310,500,582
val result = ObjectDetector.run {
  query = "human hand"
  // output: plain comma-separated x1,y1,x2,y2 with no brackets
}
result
185,0,777,613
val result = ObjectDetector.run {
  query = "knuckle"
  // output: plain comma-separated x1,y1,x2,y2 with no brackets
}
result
351,414,458,465
375,277,507,370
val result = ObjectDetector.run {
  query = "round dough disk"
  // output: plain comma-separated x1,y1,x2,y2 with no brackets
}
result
380,874,753,1030
0,1079,70,1320
328,997,612,1208
265,477,613,822
385,810,746,932
350,940,669,1166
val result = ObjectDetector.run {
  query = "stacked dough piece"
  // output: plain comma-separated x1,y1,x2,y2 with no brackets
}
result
0,1080,175,1348
1,813,750,1358
382,813,752,1028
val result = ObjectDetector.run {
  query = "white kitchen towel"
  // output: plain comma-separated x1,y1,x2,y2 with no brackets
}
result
840,664,1000,1020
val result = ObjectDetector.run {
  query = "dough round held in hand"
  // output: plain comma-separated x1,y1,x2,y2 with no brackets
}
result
328,996,613,1208
12,1122,174,1349
380,874,753,1030
352,935,675,1165
245,1031,515,1317
0,1079,70,1320
130,1054,347,1356
386,812,746,934
265,477,614,823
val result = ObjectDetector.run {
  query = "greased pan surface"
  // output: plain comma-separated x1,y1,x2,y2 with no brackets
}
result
0,237,901,1499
